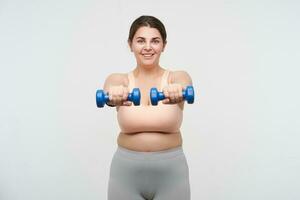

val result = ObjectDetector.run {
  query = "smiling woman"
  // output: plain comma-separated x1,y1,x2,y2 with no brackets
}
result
102,15,193,200
127,16,167,67
129,26,166,68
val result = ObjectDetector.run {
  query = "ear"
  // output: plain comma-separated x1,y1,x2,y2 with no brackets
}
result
128,41,133,52
162,40,167,52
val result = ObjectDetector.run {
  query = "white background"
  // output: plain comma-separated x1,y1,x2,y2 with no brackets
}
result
0,0,299,199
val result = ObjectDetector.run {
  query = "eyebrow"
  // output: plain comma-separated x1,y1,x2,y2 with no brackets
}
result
136,37,161,40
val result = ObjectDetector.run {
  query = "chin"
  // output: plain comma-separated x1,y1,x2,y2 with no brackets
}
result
143,61,158,67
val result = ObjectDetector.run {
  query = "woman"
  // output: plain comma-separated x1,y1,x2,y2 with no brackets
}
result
104,15,192,200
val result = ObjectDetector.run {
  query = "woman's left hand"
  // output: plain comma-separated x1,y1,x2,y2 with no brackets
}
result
161,83,184,104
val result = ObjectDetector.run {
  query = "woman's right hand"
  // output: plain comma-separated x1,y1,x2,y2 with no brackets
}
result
107,85,132,106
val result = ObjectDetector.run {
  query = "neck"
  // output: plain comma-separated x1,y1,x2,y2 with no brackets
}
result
134,64,164,78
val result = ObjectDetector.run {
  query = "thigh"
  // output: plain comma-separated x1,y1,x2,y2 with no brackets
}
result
107,152,148,200
154,155,191,200
108,178,144,200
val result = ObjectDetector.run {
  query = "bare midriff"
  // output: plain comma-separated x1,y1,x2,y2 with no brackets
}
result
117,131,183,152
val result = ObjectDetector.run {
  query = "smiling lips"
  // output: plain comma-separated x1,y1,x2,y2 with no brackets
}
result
142,53,154,59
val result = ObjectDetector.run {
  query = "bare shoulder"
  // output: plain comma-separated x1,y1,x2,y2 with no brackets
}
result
105,73,128,83
169,70,193,86
103,73,129,90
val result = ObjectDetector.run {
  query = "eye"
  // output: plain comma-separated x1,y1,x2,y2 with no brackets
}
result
152,40,160,44
137,40,144,44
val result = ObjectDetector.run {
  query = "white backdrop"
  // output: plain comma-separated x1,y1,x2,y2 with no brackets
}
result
0,0,299,199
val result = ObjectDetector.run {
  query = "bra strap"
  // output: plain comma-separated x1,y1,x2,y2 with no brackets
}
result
127,71,135,91
160,70,170,90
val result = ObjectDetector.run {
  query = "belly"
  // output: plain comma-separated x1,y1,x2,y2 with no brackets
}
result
117,131,183,152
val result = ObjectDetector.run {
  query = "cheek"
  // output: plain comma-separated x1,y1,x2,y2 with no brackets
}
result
154,46,164,53
154,44,165,51
132,45,143,52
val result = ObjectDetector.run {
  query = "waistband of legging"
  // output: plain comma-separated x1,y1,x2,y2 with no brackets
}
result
115,145,185,160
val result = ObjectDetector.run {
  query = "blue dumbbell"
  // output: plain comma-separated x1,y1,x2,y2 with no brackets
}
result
96,88,141,107
150,85,194,105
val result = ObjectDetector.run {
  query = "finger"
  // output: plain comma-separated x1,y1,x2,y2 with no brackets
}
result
174,87,182,102
122,89,128,101
109,92,113,102
174,93,179,103
169,91,175,103
116,95,123,105
162,98,170,104
179,87,184,102
163,88,169,98
122,101,132,106
177,86,183,97
116,87,124,105
110,91,118,105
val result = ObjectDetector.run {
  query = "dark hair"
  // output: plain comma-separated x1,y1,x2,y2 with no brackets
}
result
128,15,167,44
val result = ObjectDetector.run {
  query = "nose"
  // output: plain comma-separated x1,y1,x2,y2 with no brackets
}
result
144,42,152,51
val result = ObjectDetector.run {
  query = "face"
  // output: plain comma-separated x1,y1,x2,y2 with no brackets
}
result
129,26,166,68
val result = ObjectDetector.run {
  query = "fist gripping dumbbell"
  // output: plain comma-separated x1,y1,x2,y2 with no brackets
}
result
96,88,141,107
150,85,194,105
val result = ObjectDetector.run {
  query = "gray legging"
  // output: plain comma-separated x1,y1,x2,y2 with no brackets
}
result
107,145,190,200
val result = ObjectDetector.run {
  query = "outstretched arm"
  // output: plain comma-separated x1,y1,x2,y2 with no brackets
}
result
170,70,193,88
162,70,193,105
103,73,130,106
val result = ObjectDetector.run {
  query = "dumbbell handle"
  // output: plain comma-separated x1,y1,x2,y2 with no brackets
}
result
155,89,191,100
96,88,140,107
150,85,194,105
96,91,136,102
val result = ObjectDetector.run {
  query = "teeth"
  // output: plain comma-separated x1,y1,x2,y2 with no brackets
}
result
143,54,153,57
